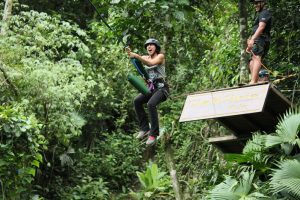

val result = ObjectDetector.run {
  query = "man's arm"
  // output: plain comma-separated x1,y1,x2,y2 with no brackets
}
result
250,21,266,42
246,21,266,52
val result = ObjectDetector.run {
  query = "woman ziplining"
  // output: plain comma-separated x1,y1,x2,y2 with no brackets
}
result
126,39,169,146
85,0,170,146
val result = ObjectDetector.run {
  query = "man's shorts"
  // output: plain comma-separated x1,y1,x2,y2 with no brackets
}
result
252,38,270,58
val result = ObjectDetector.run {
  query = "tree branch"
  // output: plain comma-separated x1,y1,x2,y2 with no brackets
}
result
0,62,19,97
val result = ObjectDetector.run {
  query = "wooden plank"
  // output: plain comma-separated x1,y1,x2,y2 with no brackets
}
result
209,135,248,142
209,135,249,153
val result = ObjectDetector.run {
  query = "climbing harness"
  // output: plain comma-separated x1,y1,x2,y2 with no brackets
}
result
147,81,155,92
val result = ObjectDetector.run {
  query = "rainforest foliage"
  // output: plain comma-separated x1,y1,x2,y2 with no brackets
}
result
0,0,299,199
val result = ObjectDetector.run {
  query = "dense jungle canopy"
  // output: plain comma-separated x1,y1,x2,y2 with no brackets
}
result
0,0,299,199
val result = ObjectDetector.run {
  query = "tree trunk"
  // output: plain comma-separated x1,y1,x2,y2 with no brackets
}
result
0,0,18,99
144,145,156,162
1,0,13,35
239,0,249,84
163,121,183,200
161,34,182,199
165,140,183,200
0,62,18,98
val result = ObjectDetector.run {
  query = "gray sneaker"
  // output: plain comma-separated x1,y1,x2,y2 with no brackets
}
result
136,130,149,140
146,136,156,146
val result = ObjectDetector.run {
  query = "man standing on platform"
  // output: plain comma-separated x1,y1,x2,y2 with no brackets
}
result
246,0,272,84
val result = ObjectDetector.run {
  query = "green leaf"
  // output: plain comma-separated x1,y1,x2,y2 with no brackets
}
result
27,168,36,176
31,160,40,168
36,153,43,163
0,159,7,167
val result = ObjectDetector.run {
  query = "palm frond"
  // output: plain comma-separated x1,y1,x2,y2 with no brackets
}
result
265,135,284,147
243,134,266,154
270,159,300,198
225,134,266,164
225,134,272,172
209,177,240,200
209,171,265,200
234,171,254,195
266,107,300,155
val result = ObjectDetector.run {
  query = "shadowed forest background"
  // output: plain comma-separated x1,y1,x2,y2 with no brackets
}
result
0,0,299,199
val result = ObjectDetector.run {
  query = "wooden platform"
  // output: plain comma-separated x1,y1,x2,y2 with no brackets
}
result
180,82,292,153
208,135,249,153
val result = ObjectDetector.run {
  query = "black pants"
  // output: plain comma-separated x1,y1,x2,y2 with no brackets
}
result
134,87,168,137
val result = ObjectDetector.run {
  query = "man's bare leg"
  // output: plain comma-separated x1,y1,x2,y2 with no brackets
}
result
249,55,262,84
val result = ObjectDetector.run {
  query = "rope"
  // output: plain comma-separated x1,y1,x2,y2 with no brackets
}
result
249,50,298,81
273,73,298,84
250,50,279,77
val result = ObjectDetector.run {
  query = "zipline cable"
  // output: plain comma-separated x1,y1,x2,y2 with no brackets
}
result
86,0,126,47
86,0,150,94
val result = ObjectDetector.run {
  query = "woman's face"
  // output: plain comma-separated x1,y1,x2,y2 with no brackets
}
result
146,43,157,55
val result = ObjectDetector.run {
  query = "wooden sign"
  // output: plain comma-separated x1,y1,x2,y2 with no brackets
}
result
179,84,270,122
